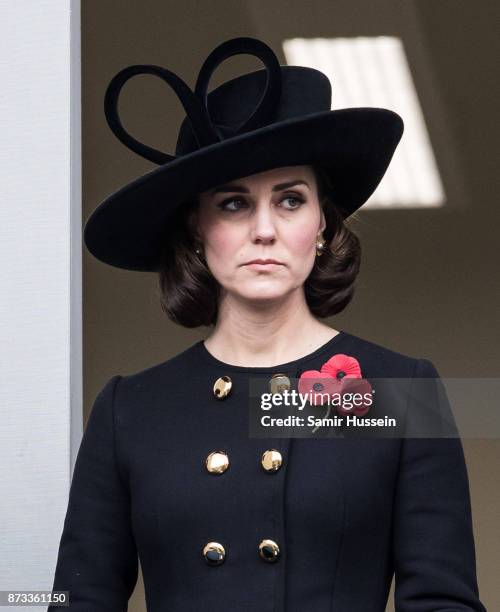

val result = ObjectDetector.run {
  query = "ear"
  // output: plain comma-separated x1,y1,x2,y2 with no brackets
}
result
188,208,203,243
319,209,326,234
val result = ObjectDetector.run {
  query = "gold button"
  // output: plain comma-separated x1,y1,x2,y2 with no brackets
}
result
269,373,290,395
205,450,229,474
203,541,226,566
258,538,280,562
261,449,283,473
213,376,232,399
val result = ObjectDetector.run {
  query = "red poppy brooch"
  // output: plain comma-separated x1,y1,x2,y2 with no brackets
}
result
298,353,373,417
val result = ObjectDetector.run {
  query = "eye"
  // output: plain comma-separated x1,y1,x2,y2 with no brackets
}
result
279,194,305,210
217,197,248,212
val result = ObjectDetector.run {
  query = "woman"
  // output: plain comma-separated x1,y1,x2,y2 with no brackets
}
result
48,37,486,611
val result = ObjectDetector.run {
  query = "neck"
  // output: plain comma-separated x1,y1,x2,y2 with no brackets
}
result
203,289,340,367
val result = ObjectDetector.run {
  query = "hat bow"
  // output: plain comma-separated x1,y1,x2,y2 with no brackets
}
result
103,37,282,165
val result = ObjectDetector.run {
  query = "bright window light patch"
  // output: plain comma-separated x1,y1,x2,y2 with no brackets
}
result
283,37,445,209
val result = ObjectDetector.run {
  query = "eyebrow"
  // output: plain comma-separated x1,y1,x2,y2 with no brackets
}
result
209,179,310,195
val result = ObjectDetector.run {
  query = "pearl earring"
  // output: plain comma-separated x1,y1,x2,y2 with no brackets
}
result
316,235,326,256
194,244,206,263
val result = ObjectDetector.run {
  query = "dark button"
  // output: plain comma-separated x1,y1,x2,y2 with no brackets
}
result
213,376,232,399
203,541,226,565
258,538,280,562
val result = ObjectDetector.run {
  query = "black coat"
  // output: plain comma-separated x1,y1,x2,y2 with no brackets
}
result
48,331,486,611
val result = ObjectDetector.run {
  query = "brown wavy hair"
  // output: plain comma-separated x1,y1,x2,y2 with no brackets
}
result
157,164,361,328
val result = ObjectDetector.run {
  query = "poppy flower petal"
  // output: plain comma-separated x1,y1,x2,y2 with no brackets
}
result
298,371,337,406
320,353,362,379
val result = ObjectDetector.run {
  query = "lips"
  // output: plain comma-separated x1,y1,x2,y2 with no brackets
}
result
244,259,284,266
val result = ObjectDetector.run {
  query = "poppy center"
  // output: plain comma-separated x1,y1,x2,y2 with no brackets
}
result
336,371,346,380
313,382,324,391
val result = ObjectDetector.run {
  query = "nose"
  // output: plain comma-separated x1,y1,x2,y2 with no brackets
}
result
249,201,277,245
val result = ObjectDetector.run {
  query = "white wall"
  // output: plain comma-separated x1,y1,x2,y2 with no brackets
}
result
0,0,81,605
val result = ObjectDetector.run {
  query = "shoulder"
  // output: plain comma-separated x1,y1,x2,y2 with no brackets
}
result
112,340,203,395
339,331,438,378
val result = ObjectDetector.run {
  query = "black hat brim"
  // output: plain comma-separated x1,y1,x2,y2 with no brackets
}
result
84,107,403,271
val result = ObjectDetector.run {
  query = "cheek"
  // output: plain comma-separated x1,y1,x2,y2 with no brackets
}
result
204,223,245,271
285,222,317,256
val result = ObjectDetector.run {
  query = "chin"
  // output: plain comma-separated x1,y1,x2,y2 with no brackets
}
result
237,282,292,302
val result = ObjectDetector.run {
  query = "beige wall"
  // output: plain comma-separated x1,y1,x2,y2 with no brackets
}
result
82,1,499,609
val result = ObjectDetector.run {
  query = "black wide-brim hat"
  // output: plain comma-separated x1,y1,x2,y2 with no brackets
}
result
84,36,404,272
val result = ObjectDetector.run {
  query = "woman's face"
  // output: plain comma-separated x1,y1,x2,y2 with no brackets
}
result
196,165,325,303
